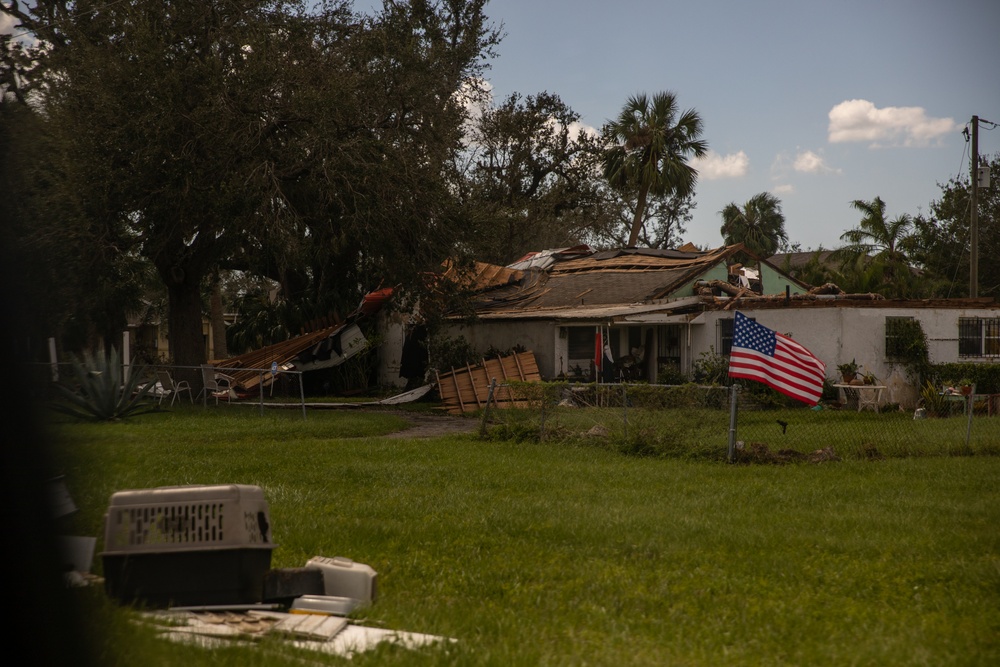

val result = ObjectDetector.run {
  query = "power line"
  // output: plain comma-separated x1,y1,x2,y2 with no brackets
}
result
957,128,970,182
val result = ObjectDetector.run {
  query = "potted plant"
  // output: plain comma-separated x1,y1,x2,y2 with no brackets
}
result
862,370,878,386
959,379,974,396
837,359,859,384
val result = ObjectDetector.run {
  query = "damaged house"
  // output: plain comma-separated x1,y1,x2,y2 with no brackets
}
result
423,244,808,383
379,244,999,409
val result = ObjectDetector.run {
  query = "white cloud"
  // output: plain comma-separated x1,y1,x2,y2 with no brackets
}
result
1,13,17,35
543,117,598,142
456,77,493,122
770,149,840,179
567,120,598,142
772,183,795,195
828,99,959,147
793,150,840,174
692,150,749,180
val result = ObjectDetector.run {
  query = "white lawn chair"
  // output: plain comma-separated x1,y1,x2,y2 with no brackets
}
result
198,365,235,405
156,370,193,406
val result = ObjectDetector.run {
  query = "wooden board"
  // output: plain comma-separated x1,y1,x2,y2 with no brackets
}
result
436,351,541,414
211,325,342,392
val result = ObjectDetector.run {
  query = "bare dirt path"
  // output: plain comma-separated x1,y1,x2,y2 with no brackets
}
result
380,410,479,439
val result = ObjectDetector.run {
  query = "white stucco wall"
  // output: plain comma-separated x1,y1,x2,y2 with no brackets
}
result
380,303,998,402
377,310,408,389
693,304,1000,408
439,320,559,377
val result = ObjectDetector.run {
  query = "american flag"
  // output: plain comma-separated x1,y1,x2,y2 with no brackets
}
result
727,311,826,405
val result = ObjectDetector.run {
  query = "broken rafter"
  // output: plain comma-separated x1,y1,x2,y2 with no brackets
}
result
212,324,341,391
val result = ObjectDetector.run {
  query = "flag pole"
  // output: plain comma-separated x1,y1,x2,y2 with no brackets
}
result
727,311,740,463
727,383,739,463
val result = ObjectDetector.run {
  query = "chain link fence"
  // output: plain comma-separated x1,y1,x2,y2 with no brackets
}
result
28,361,308,418
478,381,1000,461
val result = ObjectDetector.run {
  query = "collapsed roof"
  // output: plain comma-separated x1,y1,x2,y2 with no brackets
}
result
444,244,813,321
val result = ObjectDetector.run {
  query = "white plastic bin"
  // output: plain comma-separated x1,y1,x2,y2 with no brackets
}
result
305,556,377,603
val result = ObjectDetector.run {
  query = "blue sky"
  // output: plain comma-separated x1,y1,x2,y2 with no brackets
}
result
479,0,1000,250
4,1,997,252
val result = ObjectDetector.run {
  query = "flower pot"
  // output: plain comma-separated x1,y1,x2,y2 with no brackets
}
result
841,372,856,384
960,385,973,396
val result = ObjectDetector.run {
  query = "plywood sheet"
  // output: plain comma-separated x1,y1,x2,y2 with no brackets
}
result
435,351,541,414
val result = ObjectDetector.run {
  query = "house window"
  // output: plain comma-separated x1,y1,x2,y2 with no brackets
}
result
959,317,1000,358
718,318,734,355
885,316,914,360
657,325,681,363
567,327,595,360
718,316,758,355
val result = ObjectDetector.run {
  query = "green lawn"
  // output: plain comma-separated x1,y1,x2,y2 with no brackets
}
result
48,405,1000,666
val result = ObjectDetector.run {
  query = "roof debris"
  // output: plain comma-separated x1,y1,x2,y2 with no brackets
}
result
435,350,542,414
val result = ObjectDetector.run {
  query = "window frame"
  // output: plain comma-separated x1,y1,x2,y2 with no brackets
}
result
566,327,595,361
718,316,754,356
884,316,914,361
958,317,1000,358
718,318,735,356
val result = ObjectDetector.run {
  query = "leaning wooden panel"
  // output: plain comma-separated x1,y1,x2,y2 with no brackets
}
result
436,350,541,414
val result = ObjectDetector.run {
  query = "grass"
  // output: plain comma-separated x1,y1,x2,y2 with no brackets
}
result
43,404,1000,666
486,403,1000,459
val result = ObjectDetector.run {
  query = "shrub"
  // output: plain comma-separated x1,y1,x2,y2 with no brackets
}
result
52,347,158,421
656,361,688,385
918,380,951,417
692,347,731,385
429,334,478,373
929,363,1000,394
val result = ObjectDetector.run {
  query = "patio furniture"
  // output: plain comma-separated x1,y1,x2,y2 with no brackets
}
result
833,383,886,413
155,370,192,406
198,365,235,405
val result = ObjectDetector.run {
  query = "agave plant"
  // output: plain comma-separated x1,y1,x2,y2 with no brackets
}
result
53,347,159,421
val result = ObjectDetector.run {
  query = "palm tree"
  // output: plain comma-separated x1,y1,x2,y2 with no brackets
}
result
719,192,788,257
602,91,707,247
834,196,923,297
837,197,915,278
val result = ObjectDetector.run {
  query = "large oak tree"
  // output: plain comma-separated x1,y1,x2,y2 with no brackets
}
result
3,0,498,373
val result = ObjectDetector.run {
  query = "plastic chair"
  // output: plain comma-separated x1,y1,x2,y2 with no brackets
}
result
156,370,193,406
198,365,235,405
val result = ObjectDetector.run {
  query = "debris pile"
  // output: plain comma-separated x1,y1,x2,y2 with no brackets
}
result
83,484,450,656
735,442,841,464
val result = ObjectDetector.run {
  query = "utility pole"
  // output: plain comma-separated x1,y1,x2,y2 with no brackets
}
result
970,115,979,298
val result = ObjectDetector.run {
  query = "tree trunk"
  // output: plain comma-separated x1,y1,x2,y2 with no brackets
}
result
166,276,206,389
627,186,650,247
209,272,228,360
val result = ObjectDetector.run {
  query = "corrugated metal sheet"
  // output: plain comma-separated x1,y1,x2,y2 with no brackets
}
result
507,245,595,271
440,259,523,292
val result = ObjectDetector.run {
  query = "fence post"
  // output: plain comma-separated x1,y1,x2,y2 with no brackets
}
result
299,372,307,421
259,371,264,416
122,330,130,382
727,384,740,463
49,337,59,382
539,383,546,440
622,383,628,441
965,384,975,449
480,378,497,437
